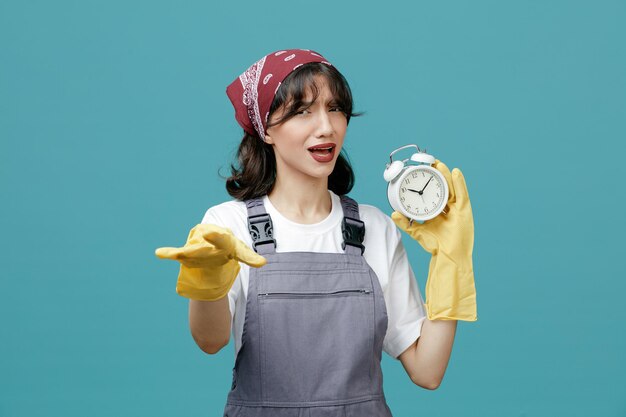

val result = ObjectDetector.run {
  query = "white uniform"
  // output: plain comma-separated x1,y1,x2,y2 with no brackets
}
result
201,190,427,360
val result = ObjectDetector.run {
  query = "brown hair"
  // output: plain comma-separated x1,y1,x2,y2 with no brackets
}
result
225,62,364,201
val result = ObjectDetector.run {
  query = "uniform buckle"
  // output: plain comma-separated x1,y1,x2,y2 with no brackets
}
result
341,216,365,255
247,213,276,252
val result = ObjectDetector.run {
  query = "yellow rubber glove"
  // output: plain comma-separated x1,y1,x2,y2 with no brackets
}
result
155,224,267,301
391,160,477,321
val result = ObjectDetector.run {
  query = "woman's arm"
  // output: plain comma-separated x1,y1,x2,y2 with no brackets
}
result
398,319,457,390
392,162,476,389
188,297,231,354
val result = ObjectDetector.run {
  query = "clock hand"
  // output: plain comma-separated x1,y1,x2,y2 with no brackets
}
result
407,187,427,203
419,176,433,193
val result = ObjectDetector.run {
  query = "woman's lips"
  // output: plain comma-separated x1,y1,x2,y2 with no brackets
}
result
307,143,336,163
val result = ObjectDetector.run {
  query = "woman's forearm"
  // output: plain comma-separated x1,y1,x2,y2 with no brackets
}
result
188,297,231,354
399,318,457,389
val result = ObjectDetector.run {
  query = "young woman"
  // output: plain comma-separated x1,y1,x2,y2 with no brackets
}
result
156,49,477,417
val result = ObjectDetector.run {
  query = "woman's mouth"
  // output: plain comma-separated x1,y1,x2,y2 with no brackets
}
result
307,143,336,163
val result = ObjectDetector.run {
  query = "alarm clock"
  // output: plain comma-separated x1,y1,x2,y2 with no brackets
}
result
384,144,449,222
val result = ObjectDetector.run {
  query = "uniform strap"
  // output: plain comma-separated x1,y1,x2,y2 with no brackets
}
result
244,198,276,255
340,195,365,255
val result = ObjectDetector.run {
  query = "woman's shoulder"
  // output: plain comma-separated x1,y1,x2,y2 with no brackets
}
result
200,199,248,226
334,193,394,231
355,200,391,225
353,200,399,242
352,200,403,267
358,203,389,221
200,199,254,244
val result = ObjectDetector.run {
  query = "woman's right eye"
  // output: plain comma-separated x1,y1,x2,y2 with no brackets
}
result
296,109,310,115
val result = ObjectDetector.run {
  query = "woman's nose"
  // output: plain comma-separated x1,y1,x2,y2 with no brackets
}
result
315,110,334,137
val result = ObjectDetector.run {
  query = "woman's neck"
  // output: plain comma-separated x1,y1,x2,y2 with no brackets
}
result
268,174,331,225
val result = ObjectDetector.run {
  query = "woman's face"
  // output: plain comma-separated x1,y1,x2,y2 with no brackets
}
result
265,75,348,184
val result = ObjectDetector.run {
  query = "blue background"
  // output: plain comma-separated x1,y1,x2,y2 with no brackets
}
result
1,1,625,416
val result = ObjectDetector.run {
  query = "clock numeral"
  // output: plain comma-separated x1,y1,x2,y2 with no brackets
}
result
400,196,405,202
401,187,406,193
404,178,410,185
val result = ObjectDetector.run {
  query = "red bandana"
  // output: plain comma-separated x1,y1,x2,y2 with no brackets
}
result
226,49,333,141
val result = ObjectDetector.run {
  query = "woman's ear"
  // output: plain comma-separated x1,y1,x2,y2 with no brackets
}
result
264,132,274,145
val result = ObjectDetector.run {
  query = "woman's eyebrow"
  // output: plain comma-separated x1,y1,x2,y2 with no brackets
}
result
299,99,340,107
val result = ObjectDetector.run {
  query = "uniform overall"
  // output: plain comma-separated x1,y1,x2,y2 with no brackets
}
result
223,195,393,417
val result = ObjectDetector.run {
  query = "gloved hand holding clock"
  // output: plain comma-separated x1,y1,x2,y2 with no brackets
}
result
385,146,477,321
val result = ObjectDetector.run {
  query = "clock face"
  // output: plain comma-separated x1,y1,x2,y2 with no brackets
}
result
398,168,447,218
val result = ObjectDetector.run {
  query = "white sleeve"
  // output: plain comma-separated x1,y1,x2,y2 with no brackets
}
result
382,219,428,360
200,208,240,328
